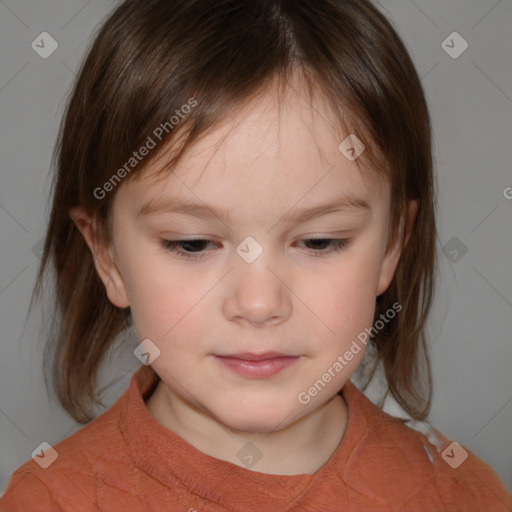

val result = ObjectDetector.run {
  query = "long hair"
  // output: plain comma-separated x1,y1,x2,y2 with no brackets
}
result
30,0,436,423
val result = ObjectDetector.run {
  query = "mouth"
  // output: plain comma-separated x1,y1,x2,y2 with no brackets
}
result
217,351,296,361
213,352,300,378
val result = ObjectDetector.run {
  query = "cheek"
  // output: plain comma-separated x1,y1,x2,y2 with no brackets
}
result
300,249,383,359
312,252,381,315
122,250,212,341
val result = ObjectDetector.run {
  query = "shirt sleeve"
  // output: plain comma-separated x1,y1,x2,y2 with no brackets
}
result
433,449,512,511
0,465,99,512
0,471,61,512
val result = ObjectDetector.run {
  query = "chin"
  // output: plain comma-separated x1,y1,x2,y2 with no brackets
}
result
213,402,302,434
223,417,291,434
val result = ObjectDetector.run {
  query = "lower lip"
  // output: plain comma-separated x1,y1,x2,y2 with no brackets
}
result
214,355,300,378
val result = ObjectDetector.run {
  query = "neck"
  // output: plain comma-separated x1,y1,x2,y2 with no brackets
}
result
146,381,349,475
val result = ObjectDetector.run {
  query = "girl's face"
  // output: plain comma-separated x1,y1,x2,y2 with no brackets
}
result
82,85,403,433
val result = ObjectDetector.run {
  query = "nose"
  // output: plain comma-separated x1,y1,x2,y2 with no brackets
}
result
222,252,292,328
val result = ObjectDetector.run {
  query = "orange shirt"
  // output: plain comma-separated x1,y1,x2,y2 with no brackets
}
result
1,365,510,511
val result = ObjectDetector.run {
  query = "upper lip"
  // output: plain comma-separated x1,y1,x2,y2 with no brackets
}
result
215,351,298,361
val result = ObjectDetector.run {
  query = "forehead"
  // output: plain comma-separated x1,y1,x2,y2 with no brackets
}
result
115,81,388,218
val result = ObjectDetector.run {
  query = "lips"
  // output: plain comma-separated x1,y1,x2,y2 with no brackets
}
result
216,351,295,361
213,352,300,378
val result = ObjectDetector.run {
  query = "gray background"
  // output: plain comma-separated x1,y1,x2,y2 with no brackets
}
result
1,0,511,496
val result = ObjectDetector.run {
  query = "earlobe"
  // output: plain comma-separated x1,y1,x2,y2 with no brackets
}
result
69,206,130,308
376,240,402,296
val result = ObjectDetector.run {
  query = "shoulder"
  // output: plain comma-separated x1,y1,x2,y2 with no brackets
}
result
0,394,131,511
341,384,512,511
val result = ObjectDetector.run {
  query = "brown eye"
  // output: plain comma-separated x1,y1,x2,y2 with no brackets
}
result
161,239,216,259
297,238,350,255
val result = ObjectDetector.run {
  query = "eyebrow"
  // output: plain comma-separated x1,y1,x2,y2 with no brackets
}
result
136,194,370,225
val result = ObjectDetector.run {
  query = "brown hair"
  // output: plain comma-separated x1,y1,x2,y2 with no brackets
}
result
30,0,436,423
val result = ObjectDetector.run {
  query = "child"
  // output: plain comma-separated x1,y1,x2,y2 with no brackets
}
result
1,0,510,510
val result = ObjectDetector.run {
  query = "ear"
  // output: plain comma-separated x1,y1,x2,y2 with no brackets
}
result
69,206,130,308
376,200,418,296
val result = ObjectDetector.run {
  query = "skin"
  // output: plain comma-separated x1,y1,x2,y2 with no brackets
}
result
70,78,413,475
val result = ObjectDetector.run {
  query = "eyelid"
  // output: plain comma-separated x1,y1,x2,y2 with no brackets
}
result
160,237,352,260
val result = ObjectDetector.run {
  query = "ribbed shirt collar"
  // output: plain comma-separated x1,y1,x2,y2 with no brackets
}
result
120,365,434,509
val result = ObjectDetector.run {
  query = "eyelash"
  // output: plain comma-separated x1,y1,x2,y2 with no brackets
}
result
160,238,350,260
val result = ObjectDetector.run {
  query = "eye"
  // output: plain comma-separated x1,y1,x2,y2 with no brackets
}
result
161,237,350,260
161,239,217,260
296,238,350,256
